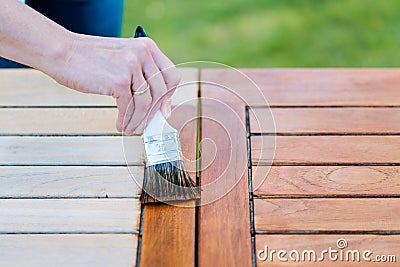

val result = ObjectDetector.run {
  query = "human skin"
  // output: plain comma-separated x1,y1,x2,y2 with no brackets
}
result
0,0,181,135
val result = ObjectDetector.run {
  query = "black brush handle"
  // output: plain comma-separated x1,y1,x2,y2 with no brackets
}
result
134,25,148,38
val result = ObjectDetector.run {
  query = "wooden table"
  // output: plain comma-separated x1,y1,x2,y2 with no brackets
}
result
0,68,399,266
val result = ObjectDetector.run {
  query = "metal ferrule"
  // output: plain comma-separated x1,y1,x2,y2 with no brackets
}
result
143,132,183,166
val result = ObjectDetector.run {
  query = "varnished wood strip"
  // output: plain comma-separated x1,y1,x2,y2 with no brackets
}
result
199,74,252,266
0,68,197,106
253,166,400,196
256,235,399,266
0,234,137,267
201,69,400,106
0,199,140,233
250,108,400,134
141,201,196,266
251,136,400,165
0,166,142,198
254,198,400,231
0,136,143,165
140,70,198,267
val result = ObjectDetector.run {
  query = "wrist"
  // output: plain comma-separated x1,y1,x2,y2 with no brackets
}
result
38,29,77,76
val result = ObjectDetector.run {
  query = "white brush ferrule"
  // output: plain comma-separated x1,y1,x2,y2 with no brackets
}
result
142,110,182,166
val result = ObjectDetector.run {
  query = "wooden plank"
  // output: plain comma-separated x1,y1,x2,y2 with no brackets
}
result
0,68,196,106
198,70,251,266
0,69,113,106
0,136,143,165
201,69,400,106
252,136,400,165
0,166,142,198
256,235,399,266
140,68,198,267
250,108,400,134
254,198,400,231
0,199,140,233
141,202,196,266
253,166,400,196
0,108,117,134
0,234,137,267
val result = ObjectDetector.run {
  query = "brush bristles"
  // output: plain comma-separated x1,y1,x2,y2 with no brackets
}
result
140,160,200,204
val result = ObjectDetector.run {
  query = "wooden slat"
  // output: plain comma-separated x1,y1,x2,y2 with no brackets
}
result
0,234,137,267
0,68,196,106
141,202,196,266
0,136,143,165
252,136,400,165
0,199,140,233
250,108,400,134
254,198,400,231
253,166,400,196
256,235,399,266
140,68,198,267
0,108,117,134
198,70,251,266
201,69,400,106
0,166,142,198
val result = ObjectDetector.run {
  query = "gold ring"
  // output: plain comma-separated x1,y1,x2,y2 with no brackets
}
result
133,84,150,96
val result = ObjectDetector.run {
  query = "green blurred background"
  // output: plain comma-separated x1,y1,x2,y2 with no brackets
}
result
122,0,400,67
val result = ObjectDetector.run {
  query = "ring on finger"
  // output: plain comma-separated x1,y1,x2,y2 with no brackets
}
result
132,83,150,96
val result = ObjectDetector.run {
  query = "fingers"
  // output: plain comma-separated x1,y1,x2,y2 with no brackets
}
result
124,65,152,135
141,57,168,122
117,38,181,135
115,89,134,133
145,38,182,91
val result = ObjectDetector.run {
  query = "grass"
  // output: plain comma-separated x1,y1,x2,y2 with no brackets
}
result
122,0,400,67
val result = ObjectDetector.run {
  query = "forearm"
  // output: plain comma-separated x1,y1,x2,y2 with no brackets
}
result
0,0,70,72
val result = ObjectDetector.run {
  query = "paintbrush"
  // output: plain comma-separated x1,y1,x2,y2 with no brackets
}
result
134,26,200,203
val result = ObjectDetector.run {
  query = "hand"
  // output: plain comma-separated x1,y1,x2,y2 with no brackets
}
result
44,32,181,135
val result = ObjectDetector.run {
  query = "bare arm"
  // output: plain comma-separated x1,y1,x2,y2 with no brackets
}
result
0,0,180,134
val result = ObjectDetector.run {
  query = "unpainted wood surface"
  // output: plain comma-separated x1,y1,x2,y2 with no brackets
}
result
0,68,197,106
0,108,118,134
254,198,400,231
253,166,400,196
252,136,400,165
199,71,252,266
202,69,400,106
0,166,142,198
256,235,399,266
0,234,137,267
0,199,140,233
0,136,143,165
250,108,400,133
0,67,200,267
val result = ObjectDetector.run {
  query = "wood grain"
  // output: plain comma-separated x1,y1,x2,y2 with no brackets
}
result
0,234,137,267
0,108,117,134
140,69,198,267
198,71,252,266
253,166,400,196
0,68,197,106
0,136,143,165
256,235,399,266
252,136,400,165
250,108,400,134
141,202,196,266
201,69,400,106
0,166,142,198
0,199,140,233
254,198,400,231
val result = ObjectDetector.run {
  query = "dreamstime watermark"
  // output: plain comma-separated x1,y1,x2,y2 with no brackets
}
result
257,238,396,263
